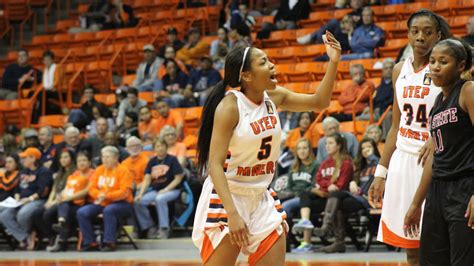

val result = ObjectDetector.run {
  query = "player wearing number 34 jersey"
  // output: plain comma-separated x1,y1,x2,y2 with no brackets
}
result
376,55,441,248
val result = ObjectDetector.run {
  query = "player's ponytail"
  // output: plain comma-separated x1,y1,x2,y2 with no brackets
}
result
197,46,253,176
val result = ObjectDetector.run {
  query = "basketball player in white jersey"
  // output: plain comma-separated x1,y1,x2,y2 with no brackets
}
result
192,31,341,266
368,10,452,265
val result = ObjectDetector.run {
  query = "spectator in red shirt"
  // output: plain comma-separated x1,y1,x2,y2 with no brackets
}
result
292,133,353,253
332,64,375,122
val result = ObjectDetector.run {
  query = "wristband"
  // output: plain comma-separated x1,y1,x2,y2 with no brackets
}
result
29,195,35,202
375,164,388,179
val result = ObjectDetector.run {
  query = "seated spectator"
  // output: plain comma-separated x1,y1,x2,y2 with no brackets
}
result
292,134,353,253
1,132,19,156
41,50,60,92
358,58,394,121
210,27,230,71
40,148,76,251
297,0,364,45
121,137,150,191
316,117,358,166
339,7,384,61
22,129,40,149
159,59,189,108
138,106,160,144
88,117,110,162
38,126,56,169
68,85,111,130
185,56,222,106
0,148,53,250
88,106,115,137
102,0,137,29
364,124,382,144
132,44,162,92
116,87,147,127
176,28,211,67
228,4,255,35
154,100,184,138
52,127,92,172
332,64,375,122
313,15,355,62
77,146,133,251
462,15,474,45
158,46,189,79
0,154,21,214
46,151,94,252
161,125,187,166
313,138,379,253
258,0,310,39
159,27,184,59
0,49,41,100
103,132,129,163
282,139,317,221
134,138,184,239
117,112,139,147
285,112,315,151
69,0,110,33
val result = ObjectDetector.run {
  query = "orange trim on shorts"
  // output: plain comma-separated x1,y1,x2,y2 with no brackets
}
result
381,220,419,249
201,233,214,264
209,198,223,204
206,213,228,219
248,229,281,266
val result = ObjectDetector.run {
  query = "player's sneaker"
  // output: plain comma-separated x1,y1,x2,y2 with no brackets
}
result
292,242,314,253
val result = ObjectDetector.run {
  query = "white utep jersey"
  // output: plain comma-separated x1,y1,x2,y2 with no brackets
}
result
395,56,441,155
224,90,281,190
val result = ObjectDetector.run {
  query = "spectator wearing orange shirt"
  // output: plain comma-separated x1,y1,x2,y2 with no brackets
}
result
138,106,160,144
161,126,187,166
155,100,184,138
121,136,150,191
332,64,375,122
77,146,133,251
47,151,94,252
176,28,210,67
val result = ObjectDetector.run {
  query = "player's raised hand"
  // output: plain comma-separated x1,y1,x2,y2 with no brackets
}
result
404,203,422,238
417,137,434,166
466,196,474,230
368,176,385,209
322,31,341,63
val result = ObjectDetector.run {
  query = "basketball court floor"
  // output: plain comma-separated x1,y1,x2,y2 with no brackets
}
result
0,238,407,266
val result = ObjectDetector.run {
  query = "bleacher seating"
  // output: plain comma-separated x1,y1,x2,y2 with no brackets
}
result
0,0,471,159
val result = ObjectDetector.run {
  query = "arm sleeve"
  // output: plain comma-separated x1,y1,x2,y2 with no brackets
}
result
335,160,354,190
37,169,53,199
171,156,184,176
144,160,153,175
88,170,101,200
2,65,17,89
